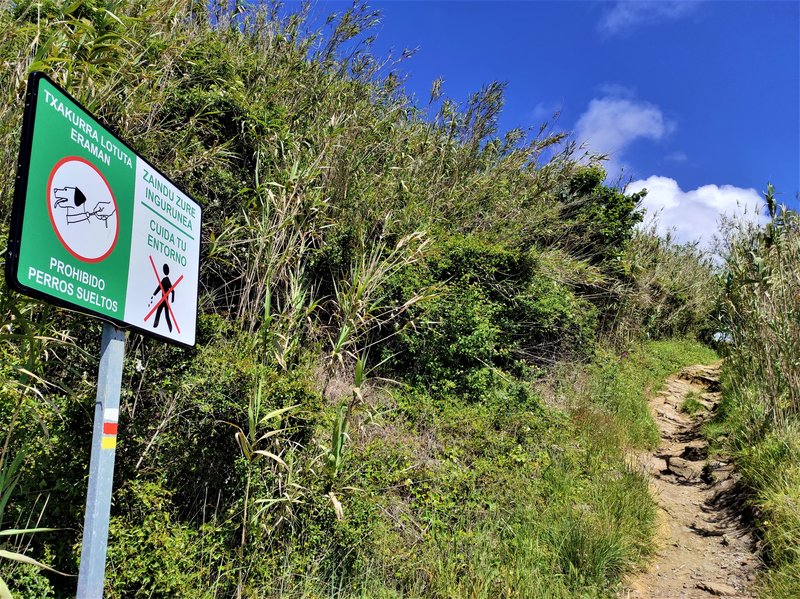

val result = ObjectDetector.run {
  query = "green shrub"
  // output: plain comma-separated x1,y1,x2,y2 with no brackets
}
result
551,165,645,267
106,480,235,598
0,562,56,598
401,283,504,397
392,237,597,397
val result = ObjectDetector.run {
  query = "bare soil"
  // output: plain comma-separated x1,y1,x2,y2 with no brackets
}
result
624,363,760,599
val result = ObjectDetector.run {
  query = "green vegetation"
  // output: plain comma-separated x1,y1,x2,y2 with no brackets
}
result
0,1,727,597
680,392,705,416
710,186,800,598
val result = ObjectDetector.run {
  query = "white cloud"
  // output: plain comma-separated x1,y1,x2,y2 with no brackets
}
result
596,83,636,99
574,95,673,174
664,151,688,163
599,1,699,37
627,176,767,247
530,100,562,124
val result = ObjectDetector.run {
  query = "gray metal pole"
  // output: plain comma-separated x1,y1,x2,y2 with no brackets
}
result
77,322,126,599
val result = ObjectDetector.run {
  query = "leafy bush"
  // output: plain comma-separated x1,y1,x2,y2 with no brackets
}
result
105,480,235,598
550,165,645,266
391,237,597,397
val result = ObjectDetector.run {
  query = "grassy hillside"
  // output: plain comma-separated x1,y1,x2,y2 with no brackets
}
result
0,2,722,597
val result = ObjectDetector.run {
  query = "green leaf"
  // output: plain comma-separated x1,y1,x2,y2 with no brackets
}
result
234,431,253,462
0,527,61,537
0,549,72,576
254,428,289,443
0,574,12,599
252,450,288,469
64,0,84,15
258,403,300,426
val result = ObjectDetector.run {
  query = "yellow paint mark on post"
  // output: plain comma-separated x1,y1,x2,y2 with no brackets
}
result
101,436,117,450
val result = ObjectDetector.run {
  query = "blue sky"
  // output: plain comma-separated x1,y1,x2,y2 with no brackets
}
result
311,1,800,245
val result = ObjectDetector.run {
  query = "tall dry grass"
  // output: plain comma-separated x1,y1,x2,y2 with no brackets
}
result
714,186,800,598
721,187,800,424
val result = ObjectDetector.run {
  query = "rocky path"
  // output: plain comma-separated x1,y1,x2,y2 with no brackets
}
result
624,364,759,599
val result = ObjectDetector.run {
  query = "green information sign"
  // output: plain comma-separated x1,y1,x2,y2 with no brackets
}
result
6,72,201,347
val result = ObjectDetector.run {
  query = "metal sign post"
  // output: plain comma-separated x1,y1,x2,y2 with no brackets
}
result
77,322,125,598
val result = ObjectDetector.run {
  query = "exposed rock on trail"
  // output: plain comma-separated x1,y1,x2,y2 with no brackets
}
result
624,364,759,599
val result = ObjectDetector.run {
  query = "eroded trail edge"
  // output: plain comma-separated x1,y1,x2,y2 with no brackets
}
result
625,364,759,599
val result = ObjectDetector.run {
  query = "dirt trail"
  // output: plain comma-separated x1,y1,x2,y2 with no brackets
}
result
624,363,759,599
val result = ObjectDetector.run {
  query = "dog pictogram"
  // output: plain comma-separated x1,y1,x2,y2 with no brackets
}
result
53,185,116,228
